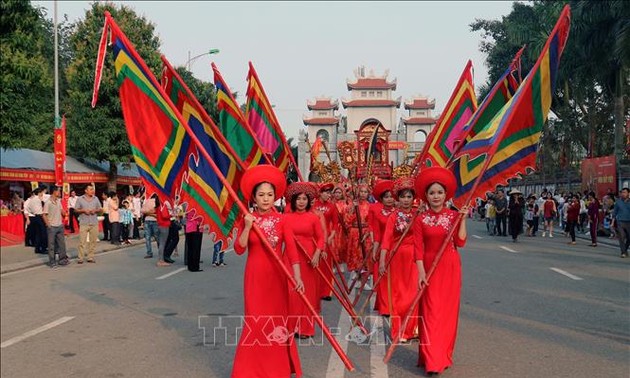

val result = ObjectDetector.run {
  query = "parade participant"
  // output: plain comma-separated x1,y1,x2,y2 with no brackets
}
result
412,167,468,375
368,179,394,316
379,177,418,341
344,184,373,282
155,196,173,267
285,182,325,338
312,182,338,301
231,165,304,378
333,184,351,269
508,190,524,242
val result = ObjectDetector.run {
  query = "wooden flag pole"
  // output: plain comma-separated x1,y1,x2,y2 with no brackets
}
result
295,239,369,335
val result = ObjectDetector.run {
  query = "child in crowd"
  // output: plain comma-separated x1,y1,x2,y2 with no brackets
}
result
485,199,496,236
120,200,133,245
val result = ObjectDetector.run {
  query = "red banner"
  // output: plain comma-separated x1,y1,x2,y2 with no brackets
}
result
581,156,617,199
54,116,67,186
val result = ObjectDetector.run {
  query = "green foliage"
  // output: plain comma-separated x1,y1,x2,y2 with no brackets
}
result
64,2,162,165
174,67,219,124
0,0,56,149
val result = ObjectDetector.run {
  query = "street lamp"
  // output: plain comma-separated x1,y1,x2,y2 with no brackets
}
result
186,49,220,71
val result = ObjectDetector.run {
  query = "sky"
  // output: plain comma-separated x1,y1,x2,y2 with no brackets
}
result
34,1,516,140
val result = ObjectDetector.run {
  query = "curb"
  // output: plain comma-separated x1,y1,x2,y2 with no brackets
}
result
0,239,144,275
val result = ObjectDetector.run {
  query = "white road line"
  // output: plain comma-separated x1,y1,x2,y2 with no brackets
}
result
1,316,75,349
550,267,583,281
326,292,351,377
155,267,186,280
499,246,518,253
369,295,388,377
472,235,483,239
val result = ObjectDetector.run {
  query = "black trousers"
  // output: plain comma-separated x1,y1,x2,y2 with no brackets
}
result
31,215,48,253
496,214,507,236
102,214,110,241
110,222,121,245
185,231,203,271
121,224,130,242
69,208,79,233
25,216,35,246
163,222,180,259
567,220,577,242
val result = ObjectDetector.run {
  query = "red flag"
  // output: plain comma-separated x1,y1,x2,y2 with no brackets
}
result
54,115,66,186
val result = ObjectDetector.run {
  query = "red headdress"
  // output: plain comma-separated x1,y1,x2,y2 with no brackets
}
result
414,167,457,202
241,165,286,201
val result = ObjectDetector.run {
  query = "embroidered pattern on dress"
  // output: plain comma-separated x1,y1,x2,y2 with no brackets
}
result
421,211,455,231
394,211,413,233
381,207,394,217
256,215,281,248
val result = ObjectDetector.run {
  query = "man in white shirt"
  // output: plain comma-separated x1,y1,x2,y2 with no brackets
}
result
101,192,111,241
132,192,142,239
68,190,79,233
26,188,47,254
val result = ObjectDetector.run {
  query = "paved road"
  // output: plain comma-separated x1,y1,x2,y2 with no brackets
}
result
1,221,628,377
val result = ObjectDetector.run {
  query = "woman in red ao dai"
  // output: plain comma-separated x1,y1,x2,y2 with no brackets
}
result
379,178,418,341
412,167,469,376
285,183,326,338
231,166,305,378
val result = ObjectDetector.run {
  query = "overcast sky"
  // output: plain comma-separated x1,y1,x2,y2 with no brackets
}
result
35,1,516,139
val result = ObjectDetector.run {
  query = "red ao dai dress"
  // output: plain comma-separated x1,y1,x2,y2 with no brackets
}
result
333,199,350,264
368,202,394,315
232,212,302,378
380,208,418,340
312,199,339,298
285,210,325,336
413,208,466,374
343,200,373,272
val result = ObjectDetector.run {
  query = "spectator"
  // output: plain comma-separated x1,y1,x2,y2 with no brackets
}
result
578,194,588,233
74,184,102,264
565,195,580,245
185,211,203,272
68,190,79,233
612,188,630,258
43,186,69,268
587,192,600,247
109,192,121,246
156,197,173,267
508,190,524,243
120,200,133,245
132,191,142,239
495,190,508,237
141,193,160,259
23,191,36,247
485,199,496,236
525,199,535,236
101,192,111,241
542,193,557,237
26,188,47,254
531,195,541,237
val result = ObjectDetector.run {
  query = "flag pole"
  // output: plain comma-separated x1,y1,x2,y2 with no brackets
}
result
295,239,369,335
248,62,305,181
99,13,354,372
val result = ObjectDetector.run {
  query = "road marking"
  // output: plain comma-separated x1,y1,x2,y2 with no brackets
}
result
472,235,483,239
499,246,518,253
156,267,186,280
369,296,388,377
326,293,351,377
1,316,75,349
550,267,583,280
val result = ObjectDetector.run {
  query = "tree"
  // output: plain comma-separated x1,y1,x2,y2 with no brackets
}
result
470,0,629,184
0,1,54,149
64,2,162,190
174,67,219,124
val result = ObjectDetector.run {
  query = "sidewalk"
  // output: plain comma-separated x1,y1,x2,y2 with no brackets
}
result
552,225,620,248
0,232,145,274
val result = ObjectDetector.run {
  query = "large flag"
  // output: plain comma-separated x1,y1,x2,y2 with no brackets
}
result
213,63,270,167
92,13,191,198
413,60,477,171
162,57,260,248
450,46,525,162
450,5,571,207
245,62,292,174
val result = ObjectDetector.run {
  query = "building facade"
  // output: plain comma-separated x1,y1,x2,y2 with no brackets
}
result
298,66,436,180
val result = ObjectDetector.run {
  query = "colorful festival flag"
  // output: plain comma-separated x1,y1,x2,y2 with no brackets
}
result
213,63,271,167
450,46,525,162
245,62,293,174
162,57,260,248
450,5,571,207
92,14,191,198
413,60,477,171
